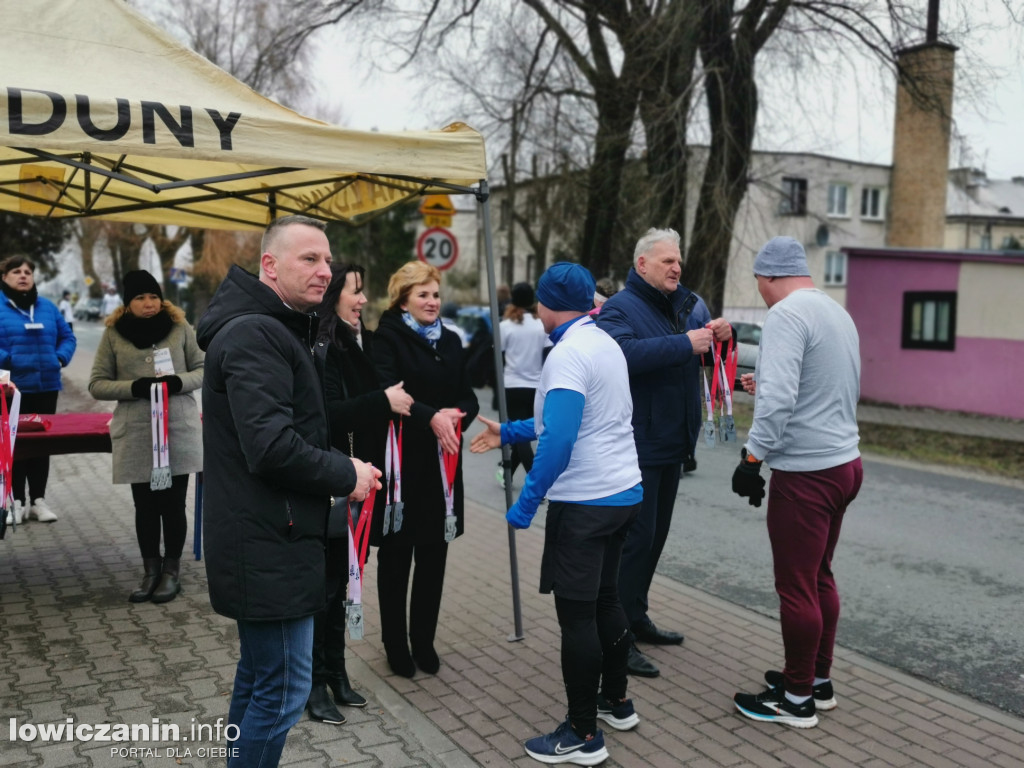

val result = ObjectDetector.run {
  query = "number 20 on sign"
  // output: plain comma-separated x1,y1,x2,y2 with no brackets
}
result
416,227,459,271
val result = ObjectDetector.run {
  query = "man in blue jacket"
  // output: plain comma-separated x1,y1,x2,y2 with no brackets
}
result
597,227,732,677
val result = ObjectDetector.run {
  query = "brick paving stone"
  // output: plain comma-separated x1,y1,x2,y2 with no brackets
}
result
363,741,430,767
817,755,862,768
732,742,791,767
816,734,874,763
32,745,88,768
941,749,1002,768
898,744,964,768
856,737,917,766
977,718,1024,743
446,727,491,755
485,729,528,760
5,449,1024,768
469,750,516,767
989,751,1024,768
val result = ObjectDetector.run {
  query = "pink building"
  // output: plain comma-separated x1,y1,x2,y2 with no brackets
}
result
845,247,1024,419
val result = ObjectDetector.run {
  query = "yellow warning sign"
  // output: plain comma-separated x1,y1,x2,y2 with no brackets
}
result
419,194,456,228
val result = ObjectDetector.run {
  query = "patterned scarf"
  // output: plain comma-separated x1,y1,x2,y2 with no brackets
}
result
401,311,443,348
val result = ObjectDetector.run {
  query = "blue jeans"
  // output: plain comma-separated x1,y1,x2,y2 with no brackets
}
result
227,616,314,768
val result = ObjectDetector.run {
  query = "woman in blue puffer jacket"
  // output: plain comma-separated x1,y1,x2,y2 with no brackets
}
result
1,255,76,525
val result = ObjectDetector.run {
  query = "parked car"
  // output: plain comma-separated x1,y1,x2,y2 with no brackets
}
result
73,297,103,321
455,305,491,346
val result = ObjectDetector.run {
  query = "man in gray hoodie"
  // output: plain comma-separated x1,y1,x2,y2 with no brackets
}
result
730,236,863,729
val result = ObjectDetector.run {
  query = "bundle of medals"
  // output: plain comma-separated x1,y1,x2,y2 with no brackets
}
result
0,381,21,538
701,337,738,448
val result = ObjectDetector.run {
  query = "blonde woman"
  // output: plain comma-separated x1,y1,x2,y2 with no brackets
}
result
371,261,479,677
89,270,203,603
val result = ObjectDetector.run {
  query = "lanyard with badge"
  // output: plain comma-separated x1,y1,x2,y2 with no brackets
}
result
701,346,717,447
8,301,44,330
149,346,175,490
345,486,376,640
437,421,462,543
382,419,404,535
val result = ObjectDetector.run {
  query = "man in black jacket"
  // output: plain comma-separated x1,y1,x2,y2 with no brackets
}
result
197,215,379,767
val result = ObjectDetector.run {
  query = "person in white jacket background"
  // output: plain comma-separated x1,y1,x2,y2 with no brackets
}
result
496,281,549,486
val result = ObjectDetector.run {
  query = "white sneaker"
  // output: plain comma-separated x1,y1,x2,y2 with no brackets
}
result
7,501,26,525
29,499,57,522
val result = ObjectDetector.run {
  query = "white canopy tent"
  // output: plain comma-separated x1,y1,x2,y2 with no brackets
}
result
0,0,523,636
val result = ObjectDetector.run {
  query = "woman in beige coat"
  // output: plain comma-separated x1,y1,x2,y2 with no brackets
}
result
89,270,204,604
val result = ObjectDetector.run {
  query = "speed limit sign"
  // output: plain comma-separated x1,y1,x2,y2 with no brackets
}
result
416,227,459,271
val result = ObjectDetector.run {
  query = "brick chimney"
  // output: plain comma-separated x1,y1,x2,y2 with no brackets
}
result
887,1,957,248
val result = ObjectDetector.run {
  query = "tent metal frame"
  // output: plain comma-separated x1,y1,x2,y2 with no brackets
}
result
1,146,526,641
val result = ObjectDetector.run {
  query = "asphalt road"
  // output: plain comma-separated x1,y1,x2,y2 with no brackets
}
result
61,325,1024,717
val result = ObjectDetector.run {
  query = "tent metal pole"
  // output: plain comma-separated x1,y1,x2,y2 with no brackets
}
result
477,179,524,642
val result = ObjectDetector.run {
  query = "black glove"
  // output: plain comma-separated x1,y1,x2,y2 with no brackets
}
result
682,455,697,474
732,448,766,507
130,377,158,399
156,375,183,395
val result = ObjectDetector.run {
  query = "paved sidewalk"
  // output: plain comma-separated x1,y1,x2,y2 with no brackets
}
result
2,452,1023,767
856,403,1024,443
732,391,1024,444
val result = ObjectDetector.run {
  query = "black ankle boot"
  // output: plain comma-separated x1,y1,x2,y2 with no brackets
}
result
129,558,163,603
306,684,346,724
328,674,367,708
151,557,181,603
411,643,440,675
384,645,415,678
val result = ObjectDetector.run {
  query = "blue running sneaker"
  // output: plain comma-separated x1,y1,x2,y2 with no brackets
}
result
596,694,639,731
524,719,609,765
734,687,818,728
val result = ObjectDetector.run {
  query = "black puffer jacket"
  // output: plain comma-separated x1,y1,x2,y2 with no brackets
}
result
196,266,357,621
371,309,479,546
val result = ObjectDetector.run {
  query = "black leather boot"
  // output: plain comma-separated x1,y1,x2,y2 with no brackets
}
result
129,558,163,603
328,673,367,708
151,557,181,603
306,683,346,724
411,642,440,675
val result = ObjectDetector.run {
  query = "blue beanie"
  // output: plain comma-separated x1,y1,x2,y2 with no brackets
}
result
536,262,596,313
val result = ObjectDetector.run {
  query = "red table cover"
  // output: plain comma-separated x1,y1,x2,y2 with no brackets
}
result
13,413,112,460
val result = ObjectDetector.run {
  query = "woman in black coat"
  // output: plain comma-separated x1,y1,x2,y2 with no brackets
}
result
372,261,479,677
310,264,414,723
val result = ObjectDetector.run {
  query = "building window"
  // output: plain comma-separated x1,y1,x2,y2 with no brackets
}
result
824,251,846,286
902,292,956,351
827,183,849,217
861,187,885,220
779,177,807,215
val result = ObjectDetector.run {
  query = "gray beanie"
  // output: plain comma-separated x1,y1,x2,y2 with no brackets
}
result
753,236,810,277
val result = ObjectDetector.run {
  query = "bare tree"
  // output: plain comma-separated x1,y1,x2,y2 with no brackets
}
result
134,0,374,311
352,0,1020,314
140,0,373,108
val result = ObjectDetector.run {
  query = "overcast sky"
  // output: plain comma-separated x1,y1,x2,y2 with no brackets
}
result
312,12,1024,179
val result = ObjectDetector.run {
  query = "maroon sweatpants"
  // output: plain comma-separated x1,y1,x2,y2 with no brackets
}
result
766,458,863,697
